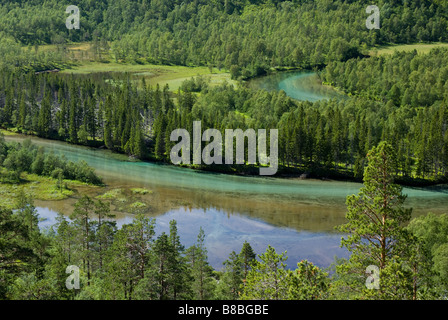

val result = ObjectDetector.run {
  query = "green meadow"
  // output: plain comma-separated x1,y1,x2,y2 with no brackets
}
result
34,42,237,91
369,42,448,56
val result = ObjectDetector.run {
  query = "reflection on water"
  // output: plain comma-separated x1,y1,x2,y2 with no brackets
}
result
6,130,448,269
36,205,348,269
247,70,343,102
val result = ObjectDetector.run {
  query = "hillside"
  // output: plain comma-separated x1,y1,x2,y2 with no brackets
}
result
0,0,447,184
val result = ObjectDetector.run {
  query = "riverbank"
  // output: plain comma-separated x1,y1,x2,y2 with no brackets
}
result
0,169,98,210
3,129,447,188
4,132,448,235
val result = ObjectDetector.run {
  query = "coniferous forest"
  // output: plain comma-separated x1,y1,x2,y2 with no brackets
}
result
1,0,448,304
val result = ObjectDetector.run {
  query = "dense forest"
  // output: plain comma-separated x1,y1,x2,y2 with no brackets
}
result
2,0,448,75
0,58,447,182
0,0,448,183
1,0,448,302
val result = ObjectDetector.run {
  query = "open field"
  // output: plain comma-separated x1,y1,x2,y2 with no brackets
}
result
62,61,236,91
33,42,237,91
369,42,448,56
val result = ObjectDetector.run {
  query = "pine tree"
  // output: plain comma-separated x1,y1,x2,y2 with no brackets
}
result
70,195,95,286
337,141,414,299
49,213,77,299
0,207,40,299
218,251,243,299
168,220,190,300
152,232,176,300
130,214,156,280
15,188,39,234
105,214,155,300
240,245,290,300
93,200,115,270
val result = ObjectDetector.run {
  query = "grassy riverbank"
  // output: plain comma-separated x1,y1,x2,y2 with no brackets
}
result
0,168,95,210
3,128,447,188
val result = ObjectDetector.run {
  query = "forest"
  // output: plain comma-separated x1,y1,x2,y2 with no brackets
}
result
0,56,447,183
0,1,447,183
1,0,448,75
1,0,448,302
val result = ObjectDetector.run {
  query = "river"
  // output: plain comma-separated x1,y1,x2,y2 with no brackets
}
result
5,133,448,269
247,70,343,102
4,71,448,269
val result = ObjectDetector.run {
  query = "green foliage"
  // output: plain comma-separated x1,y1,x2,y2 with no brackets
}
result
1,0,447,73
239,240,256,280
216,241,256,299
187,227,216,300
1,192,447,300
2,0,448,302
0,207,37,298
336,141,420,299
216,251,243,299
180,76,209,93
407,213,448,298
0,139,103,185
240,245,290,300
240,246,330,300
2,48,448,181
287,260,329,300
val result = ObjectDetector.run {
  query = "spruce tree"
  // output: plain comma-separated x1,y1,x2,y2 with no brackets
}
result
187,227,215,300
70,195,95,286
154,114,166,160
239,241,256,281
37,89,52,138
103,96,113,150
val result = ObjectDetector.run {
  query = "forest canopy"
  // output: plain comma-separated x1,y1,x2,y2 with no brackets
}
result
1,0,448,76
0,0,448,183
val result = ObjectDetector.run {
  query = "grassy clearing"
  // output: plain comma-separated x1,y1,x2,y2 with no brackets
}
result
62,61,236,91
130,188,152,195
0,170,94,210
369,42,448,56
0,129,18,136
95,188,123,200
31,42,236,91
